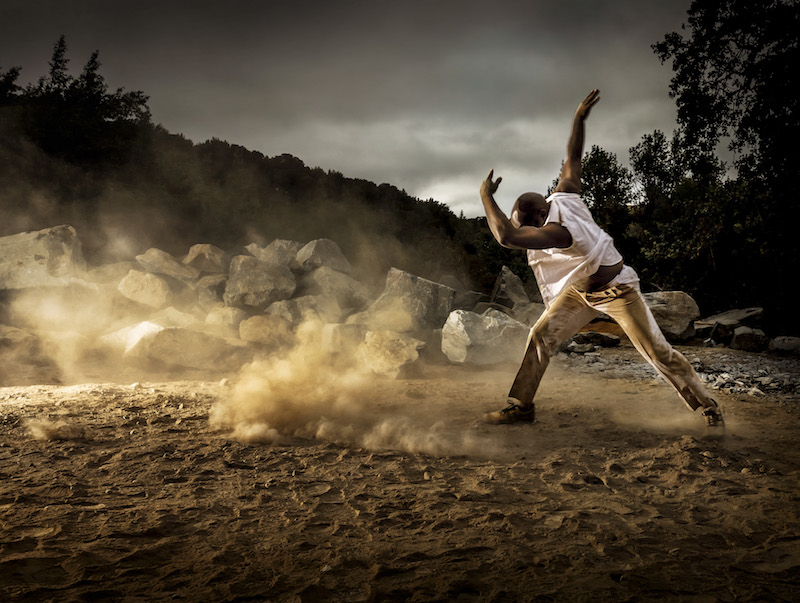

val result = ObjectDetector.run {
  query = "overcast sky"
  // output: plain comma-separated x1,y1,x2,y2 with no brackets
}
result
1,0,691,217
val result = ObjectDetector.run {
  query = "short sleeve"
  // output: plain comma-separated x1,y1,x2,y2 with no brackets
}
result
545,198,562,224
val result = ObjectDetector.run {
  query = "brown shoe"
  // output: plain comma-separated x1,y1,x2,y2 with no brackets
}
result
483,400,535,425
701,401,725,433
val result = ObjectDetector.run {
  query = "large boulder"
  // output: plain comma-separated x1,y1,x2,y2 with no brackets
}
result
295,239,352,274
348,268,455,334
0,225,85,290
694,307,764,343
730,326,769,353
642,291,700,342
101,321,165,354
223,255,296,311
441,309,529,365
300,266,369,311
491,266,530,309
769,336,800,356
127,327,253,371
356,330,426,378
238,314,294,349
183,244,231,274
135,248,199,283
117,270,174,309
246,239,303,269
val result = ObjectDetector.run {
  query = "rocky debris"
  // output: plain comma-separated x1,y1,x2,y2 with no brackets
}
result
567,341,596,354
183,244,231,274
238,314,294,349
223,255,296,311
690,350,800,398
136,248,200,283
117,270,175,309
300,266,369,311
730,326,770,353
441,309,529,365
695,308,764,344
296,239,352,274
246,239,303,269
356,330,426,378
560,346,800,400
0,225,85,289
643,291,700,341
769,336,800,356
348,268,455,334
127,327,253,371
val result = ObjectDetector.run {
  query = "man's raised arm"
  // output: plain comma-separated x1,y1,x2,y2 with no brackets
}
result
554,89,600,193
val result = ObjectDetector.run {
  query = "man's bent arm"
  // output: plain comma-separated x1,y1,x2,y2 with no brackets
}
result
555,89,600,193
480,171,568,250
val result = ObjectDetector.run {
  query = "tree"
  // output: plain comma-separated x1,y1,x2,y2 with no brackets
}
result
654,0,799,180
42,35,71,94
17,36,152,166
579,145,636,260
654,0,798,329
0,66,21,104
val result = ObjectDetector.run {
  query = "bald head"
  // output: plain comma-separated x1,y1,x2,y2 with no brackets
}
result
511,192,548,227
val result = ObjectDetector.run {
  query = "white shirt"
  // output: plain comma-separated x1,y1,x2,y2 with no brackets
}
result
527,192,636,307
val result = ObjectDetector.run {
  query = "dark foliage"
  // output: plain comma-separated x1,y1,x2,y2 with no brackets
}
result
652,0,799,332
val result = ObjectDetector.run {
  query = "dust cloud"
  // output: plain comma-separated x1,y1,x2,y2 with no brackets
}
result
210,319,499,457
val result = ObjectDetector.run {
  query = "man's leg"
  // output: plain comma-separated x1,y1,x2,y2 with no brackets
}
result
592,285,723,427
484,287,599,424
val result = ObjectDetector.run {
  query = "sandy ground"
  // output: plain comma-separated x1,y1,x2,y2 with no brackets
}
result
2,347,800,602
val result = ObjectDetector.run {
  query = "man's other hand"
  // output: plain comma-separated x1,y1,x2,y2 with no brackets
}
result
576,89,600,120
481,170,502,197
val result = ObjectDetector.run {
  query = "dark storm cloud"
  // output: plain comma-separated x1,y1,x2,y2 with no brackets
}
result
1,0,691,215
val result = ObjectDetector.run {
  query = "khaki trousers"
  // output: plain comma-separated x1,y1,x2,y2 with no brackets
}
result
508,282,712,411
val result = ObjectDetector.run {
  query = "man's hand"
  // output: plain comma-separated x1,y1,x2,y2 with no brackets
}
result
481,169,502,198
576,89,600,121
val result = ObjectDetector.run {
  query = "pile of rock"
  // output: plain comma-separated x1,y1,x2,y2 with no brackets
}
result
1,225,797,385
0,226,536,381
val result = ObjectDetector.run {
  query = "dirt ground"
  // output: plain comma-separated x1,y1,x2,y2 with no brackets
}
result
1,345,800,602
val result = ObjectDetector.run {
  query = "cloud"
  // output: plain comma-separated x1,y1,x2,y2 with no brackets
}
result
1,0,690,217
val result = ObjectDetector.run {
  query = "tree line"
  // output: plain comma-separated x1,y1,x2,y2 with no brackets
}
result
1,0,797,334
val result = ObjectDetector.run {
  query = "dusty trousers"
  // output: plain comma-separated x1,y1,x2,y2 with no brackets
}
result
508,281,713,411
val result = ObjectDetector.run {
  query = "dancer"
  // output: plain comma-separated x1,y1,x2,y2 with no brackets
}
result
479,89,723,430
